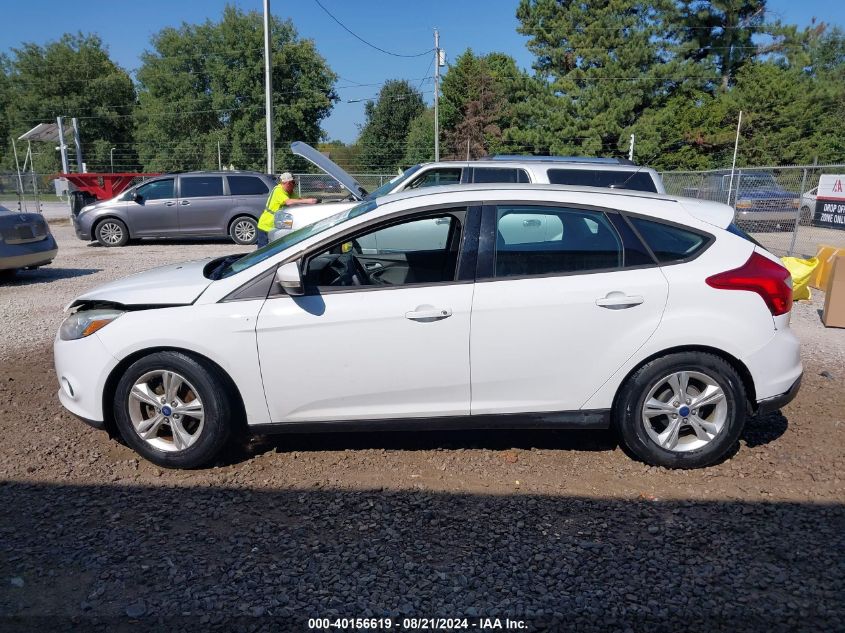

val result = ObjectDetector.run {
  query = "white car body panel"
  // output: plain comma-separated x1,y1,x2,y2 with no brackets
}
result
54,184,801,435
256,284,473,422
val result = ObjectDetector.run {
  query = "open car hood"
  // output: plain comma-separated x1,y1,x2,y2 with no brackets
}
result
290,141,368,201
66,259,214,310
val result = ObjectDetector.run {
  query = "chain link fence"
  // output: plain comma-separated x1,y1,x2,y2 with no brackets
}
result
660,163,845,257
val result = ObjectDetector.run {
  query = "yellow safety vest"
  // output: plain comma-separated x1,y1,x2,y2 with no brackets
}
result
257,185,290,232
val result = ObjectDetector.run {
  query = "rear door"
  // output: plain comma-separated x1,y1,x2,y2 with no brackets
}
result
126,178,178,237
226,174,271,217
470,203,669,414
177,175,229,236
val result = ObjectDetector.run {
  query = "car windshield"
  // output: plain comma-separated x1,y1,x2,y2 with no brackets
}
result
215,200,379,279
739,175,779,189
364,165,422,200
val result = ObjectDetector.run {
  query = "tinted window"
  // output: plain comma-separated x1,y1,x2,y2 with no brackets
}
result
494,205,622,277
405,168,462,190
629,217,708,263
181,176,224,198
547,169,658,193
136,179,174,201
228,175,269,195
727,222,763,248
473,167,530,184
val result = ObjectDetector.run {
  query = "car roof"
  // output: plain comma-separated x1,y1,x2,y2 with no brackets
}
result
374,182,677,206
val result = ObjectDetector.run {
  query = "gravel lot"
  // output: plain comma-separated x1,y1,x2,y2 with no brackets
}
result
1,212,843,631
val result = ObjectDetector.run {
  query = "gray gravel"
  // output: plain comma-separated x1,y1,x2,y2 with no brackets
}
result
0,208,843,632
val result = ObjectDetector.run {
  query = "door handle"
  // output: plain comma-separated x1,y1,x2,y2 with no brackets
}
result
405,307,452,321
364,262,382,269
180,200,191,206
165,201,176,206
595,292,644,309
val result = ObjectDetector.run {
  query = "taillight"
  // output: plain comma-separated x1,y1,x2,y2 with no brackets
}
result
706,251,793,316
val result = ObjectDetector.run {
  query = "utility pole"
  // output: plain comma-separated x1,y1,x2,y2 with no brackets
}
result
628,134,635,162
71,117,85,172
727,110,743,208
263,0,274,174
433,29,440,162
56,117,69,174
218,140,222,170
110,147,116,172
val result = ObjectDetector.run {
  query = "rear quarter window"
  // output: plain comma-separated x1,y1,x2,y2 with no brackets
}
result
228,175,269,195
628,217,709,263
472,167,530,184
547,169,658,193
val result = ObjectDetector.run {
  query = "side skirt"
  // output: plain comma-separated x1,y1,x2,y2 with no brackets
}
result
248,409,611,435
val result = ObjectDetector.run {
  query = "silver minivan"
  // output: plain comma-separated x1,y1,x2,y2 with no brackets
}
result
72,171,276,247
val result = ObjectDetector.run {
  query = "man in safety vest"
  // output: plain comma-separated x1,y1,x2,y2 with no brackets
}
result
255,172,318,248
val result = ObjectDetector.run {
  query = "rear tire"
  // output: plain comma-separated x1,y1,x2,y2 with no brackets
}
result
95,218,129,247
799,206,813,226
229,216,258,245
615,352,747,469
113,352,232,468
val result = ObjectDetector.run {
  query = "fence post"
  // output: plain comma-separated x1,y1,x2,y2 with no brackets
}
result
787,168,809,257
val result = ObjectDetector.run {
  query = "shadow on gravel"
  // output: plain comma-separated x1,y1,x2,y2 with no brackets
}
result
0,481,841,632
231,428,619,465
87,238,237,248
0,267,100,286
743,411,789,448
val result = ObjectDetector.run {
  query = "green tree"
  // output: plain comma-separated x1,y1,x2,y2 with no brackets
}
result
2,34,137,173
357,80,424,171
134,5,336,172
402,108,435,166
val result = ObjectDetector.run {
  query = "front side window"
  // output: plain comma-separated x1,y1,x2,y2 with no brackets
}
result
629,217,708,263
405,168,462,190
547,169,658,193
228,175,269,195
180,176,224,198
135,179,174,201
472,168,530,184
494,205,622,278
305,212,463,289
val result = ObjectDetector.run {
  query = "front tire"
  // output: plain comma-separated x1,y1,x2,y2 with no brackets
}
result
113,352,232,468
95,218,129,247
615,352,747,469
229,216,258,245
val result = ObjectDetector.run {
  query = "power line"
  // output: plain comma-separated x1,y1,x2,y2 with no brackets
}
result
311,0,433,58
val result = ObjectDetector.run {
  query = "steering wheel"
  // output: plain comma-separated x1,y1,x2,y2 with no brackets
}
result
323,254,370,286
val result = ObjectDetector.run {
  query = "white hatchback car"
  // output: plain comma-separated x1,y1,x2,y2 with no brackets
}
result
54,184,802,469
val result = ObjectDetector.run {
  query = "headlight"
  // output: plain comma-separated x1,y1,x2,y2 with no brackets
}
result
791,198,800,207
274,212,293,230
79,205,93,214
59,309,124,341
735,201,752,209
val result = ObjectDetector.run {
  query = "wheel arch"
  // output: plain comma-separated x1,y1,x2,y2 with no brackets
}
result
101,346,248,438
227,212,259,230
611,345,757,418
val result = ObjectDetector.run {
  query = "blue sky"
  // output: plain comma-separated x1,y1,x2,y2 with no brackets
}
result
1,0,842,143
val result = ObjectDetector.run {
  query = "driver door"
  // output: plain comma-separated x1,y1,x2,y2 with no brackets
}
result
255,208,475,423
126,178,179,237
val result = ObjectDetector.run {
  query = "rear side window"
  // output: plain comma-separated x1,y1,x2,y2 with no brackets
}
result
472,167,530,184
180,176,224,198
547,169,658,193
228,175,269,195
727,222,763,248
494,205,622,277
629,217,708,263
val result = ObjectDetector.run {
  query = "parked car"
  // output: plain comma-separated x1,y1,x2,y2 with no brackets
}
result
683,172,800,231
800,186,817,226
72,171,276,247
55,183,801,470
305,174,344,195
267,142,665,241
0,205,58,275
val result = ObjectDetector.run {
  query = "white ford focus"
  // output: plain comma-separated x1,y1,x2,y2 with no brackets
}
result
54,184,801,469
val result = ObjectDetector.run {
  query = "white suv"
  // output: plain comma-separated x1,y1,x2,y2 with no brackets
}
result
54,184,801,470
268,142,665,242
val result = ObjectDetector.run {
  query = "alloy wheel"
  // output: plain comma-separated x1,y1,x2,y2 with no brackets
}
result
127,370,205,452
641,370,728,452
99,222,124,245
233,219,256,243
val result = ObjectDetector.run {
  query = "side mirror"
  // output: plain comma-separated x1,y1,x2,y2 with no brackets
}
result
132,191,142,203
276,261,304,296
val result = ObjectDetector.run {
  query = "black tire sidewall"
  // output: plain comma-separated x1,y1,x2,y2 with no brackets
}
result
230,216,257,245
616,353,746,469
95,218,129,247
113,352,231,468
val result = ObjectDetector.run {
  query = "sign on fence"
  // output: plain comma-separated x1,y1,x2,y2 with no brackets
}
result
815,175,845,230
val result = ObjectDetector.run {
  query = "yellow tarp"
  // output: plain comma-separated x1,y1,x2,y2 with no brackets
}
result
781,256,818,301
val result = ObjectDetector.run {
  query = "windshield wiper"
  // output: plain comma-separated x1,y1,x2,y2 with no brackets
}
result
208,254,245,280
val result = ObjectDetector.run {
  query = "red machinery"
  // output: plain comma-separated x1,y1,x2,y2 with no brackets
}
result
59,172,162,201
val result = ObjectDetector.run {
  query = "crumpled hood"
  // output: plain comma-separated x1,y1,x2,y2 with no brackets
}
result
67,259,215,309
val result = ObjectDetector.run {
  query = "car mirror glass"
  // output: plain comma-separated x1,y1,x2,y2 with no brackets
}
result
276,261,304,296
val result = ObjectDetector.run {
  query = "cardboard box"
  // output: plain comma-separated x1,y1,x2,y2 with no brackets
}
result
810,245,845,290
822,255,845,328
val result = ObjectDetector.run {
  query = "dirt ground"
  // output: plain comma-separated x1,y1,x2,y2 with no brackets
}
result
0,218,843,631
